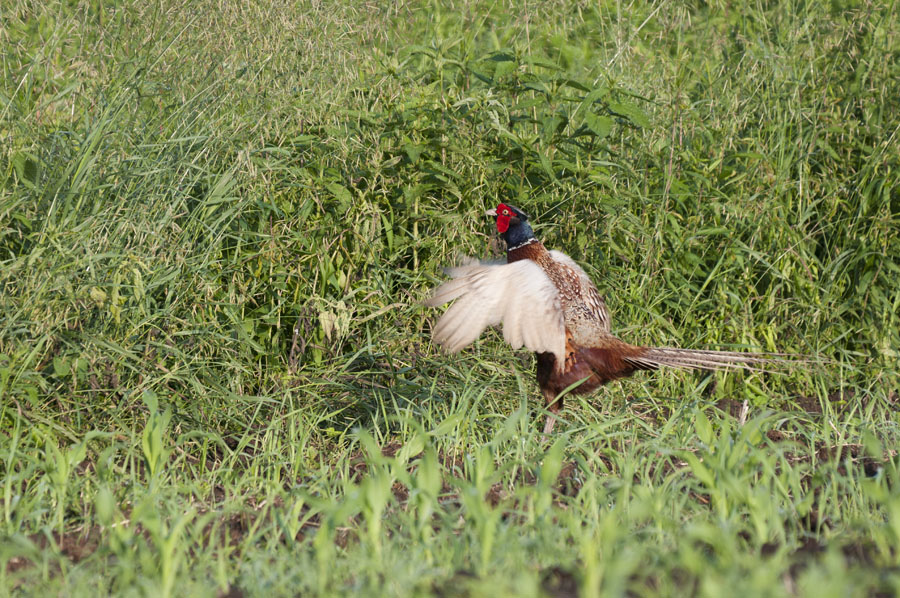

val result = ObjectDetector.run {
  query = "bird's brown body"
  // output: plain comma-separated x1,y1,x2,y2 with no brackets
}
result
427,203,806,434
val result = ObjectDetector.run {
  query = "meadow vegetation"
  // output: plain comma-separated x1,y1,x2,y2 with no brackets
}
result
1,0,899,595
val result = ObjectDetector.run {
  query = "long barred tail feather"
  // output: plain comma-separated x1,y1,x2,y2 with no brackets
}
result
623,347,812,374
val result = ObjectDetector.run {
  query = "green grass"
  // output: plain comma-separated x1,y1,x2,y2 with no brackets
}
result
1,0,899,596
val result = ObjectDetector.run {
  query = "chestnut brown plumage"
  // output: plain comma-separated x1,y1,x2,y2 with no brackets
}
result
426,203,808,434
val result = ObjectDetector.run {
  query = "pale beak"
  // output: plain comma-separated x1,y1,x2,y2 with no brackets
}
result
485,208,497,217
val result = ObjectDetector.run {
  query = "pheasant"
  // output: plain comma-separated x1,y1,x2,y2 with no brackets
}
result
426,203,806,435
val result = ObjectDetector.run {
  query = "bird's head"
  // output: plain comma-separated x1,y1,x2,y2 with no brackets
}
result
486,203,536,249
486,203,529,233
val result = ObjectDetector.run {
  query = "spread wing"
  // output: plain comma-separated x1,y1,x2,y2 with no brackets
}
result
425,260,566,369
548,250,611,333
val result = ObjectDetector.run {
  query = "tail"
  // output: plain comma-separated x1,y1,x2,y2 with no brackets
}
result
622,347,810,374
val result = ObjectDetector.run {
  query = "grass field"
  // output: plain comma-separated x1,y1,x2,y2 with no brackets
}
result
2,0,899,595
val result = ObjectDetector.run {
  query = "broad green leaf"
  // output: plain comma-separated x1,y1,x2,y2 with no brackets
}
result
583,113,613,139
695,409,713,446
609,100,651,128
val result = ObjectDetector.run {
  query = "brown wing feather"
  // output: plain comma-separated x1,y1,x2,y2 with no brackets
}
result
546,250,611,333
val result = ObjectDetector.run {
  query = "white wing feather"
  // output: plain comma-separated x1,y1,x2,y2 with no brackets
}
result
426,260,566,368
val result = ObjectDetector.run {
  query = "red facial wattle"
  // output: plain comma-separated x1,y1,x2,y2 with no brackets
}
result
495,203,512,233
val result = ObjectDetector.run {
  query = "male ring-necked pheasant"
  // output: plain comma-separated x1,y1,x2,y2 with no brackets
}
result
427,203,805,434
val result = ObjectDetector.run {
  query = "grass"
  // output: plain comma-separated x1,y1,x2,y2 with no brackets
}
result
1,0,899,595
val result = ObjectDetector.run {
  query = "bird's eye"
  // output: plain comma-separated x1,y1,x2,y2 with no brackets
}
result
502,209,509,215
